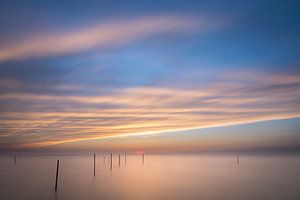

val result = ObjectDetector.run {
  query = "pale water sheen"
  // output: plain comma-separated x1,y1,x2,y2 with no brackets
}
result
0,154,299,200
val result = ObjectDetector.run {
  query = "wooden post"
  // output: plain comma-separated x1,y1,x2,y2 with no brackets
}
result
94,154,96,176
118,154,121,166
55,160,60,191
237,155,239,165
14,155,17,164
110,153,113,170
142,153,144,165
125,153,127,165
103,156,105,164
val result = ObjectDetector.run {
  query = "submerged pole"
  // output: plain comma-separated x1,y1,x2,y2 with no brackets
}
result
94,154,96,176
142,153,144,165
14,155,17,164
118,154,121,166
103,156,105,164
125,153,127,165
55,160,60,191
110,153,113,170
237,155,239,165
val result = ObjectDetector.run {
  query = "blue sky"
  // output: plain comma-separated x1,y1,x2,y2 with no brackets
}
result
0,0,299,152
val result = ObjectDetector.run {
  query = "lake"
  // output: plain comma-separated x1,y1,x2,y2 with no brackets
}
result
0,154,299,200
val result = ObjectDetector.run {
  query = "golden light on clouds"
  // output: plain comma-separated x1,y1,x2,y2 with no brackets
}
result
0,70,299,149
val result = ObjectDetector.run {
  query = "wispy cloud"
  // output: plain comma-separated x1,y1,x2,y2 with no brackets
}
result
0,16,210,61
0,70,299,149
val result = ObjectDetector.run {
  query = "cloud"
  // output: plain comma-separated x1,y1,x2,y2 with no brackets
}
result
0,70,300,149
0,16,207,61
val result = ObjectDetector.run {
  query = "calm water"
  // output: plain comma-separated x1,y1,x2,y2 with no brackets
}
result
0,154,299,200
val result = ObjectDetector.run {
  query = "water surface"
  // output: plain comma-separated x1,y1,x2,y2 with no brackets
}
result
0,154,299,200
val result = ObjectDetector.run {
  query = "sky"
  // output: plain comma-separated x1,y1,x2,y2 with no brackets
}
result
0,0,300,153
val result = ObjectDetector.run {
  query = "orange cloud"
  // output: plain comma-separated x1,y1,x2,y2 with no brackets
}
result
1,70,299,149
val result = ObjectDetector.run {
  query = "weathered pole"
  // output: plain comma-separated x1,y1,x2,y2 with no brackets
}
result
142,153,144,165
118,154,121,166
110,153,113,170
55,160,60,191
94,154,96,176
125,153,127,165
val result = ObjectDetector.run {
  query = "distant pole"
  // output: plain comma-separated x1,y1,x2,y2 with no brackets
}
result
118,154,121,166
142,153,144,165
14,155,17,164
94,154,96,176
103,156,105,164
55,160,60,191
125,153,127,165
110,153,113,170
237,155,239,165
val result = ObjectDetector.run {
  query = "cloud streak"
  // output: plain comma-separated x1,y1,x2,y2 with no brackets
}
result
0,70,300,149
0,16,208,61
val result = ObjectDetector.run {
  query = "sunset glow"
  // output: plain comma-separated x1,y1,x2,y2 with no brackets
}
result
0,0,299,153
